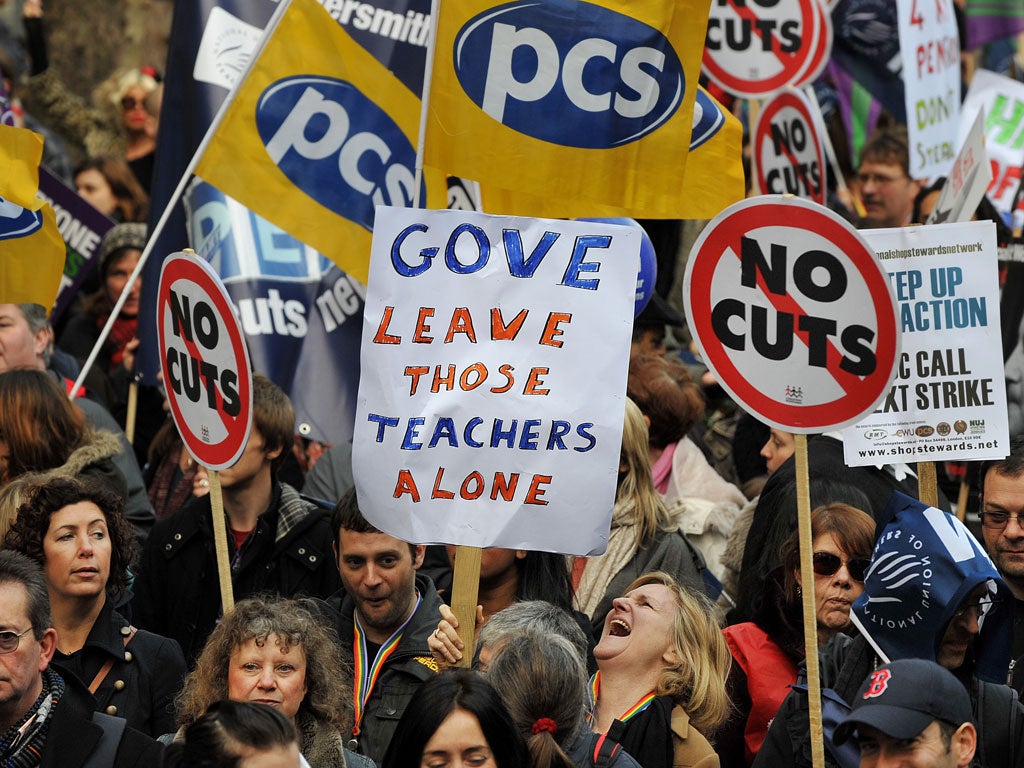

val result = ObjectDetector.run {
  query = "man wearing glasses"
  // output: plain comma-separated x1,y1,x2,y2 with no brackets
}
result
979,436,1024,696
754,491,1024,767
855,125,924,229
0,550,161,766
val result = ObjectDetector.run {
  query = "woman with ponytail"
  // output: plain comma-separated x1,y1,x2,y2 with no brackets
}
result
486,631,639,768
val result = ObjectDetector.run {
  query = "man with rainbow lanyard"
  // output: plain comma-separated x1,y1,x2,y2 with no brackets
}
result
326,487,444,764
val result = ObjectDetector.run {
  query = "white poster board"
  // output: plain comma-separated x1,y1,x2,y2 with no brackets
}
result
898,0,960,180
843,221,1008,465
960,69,1024,219
926,109,991,225
352,206,637,555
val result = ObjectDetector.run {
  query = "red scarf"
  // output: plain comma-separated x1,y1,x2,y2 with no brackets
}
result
100,315,138,371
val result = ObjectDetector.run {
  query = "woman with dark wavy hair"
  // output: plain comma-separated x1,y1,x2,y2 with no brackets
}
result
3,474,186,737
176,596,372,768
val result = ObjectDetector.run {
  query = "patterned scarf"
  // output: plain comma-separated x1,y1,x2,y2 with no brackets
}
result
0,668,65,768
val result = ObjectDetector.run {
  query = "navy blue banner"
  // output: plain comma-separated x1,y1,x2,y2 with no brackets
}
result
138,0,279,388
185,181,363,443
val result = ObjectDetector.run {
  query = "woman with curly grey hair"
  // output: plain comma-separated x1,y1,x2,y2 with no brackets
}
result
176,595,373,768
3,474,186,737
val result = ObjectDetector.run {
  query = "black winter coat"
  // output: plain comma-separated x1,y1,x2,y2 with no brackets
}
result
51,598,186,737
326,574,444,765
131,482,343,664
42,671,164,768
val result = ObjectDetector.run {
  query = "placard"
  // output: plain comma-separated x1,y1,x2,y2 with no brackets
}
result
843,221,1008,464
352,206,637,554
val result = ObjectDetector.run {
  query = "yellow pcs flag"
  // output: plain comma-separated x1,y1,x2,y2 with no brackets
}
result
424,0,712,217
478,85,744,220
0,125,65,311
193,0,445,285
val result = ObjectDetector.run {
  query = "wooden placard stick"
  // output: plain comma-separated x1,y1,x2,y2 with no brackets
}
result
956,480,969,522
450,545,482,668
918,461,938,508
207,469,235,613
795,434,826,768
125,381,138,444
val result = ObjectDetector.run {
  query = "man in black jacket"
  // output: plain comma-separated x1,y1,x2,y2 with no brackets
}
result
0,550,161,767
979,437,1024,697
327,488,443,764
131,373,342,663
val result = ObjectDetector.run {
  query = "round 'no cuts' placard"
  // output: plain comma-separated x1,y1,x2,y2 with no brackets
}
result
683,196,900,432
156,252,253,470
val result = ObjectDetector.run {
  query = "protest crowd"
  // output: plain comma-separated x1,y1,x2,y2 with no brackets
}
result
5,0,1024,767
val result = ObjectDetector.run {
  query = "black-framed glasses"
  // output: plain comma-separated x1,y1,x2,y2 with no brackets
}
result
0,628,32,654
980,510,1024,529
120,96,144,111
952,595,1002,621
812,552,871,582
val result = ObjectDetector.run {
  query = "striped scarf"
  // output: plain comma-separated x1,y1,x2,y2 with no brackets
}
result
0,668,65,768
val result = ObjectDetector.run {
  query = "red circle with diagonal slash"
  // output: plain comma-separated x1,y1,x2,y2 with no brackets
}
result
682,196,899,433
702,0,819,98
791,0,832,88
157,252,253,470
754,89,827,205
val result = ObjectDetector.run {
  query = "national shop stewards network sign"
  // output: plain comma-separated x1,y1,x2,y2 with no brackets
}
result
352,207,637,555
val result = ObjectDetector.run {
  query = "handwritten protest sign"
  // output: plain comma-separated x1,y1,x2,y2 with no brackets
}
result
960,69,1024,220
898,0,959,180
353,207,637,555
843,221,1008,465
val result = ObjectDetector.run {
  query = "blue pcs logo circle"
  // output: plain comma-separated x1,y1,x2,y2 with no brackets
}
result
255,76,424,231
453,0,685,148
0,197,42,241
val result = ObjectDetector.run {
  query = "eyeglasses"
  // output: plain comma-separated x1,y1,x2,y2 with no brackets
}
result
855,173,908,186
812,552,871,582
952,596,1001,621
980,510,1024,529
0,628,33,654
120,96,144,111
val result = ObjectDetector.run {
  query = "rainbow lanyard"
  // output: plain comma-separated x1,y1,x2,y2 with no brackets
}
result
352,593,421,736
588,671,657,726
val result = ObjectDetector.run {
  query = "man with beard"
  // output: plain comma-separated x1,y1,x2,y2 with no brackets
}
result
327,487,443,764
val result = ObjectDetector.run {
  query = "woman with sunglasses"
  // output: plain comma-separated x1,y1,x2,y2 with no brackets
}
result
718,503,875,768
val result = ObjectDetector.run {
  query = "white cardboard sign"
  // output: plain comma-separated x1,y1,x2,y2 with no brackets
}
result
898,0,960,180
927,109,991,225
352,206,637,555
843,221,1008,464
960,69,1024,219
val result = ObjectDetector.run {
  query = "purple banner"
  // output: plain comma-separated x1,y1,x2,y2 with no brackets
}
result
37,167,116,322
